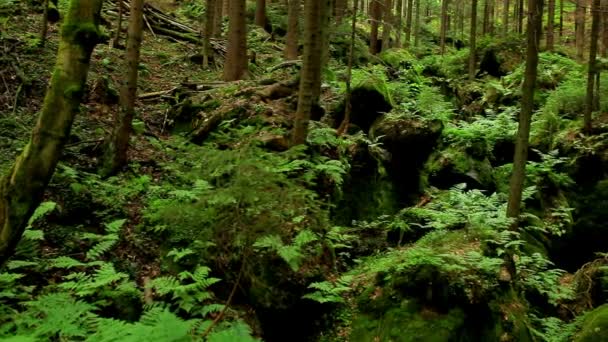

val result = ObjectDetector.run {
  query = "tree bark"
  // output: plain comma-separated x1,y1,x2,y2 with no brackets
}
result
405,0,413,46
203,0,216,67
337,0,359,135
506,0,543,222
255,0,267,28
469,0,478,81
101,0,145,177
546,0,555,50
292,0,325,145
576,0,586,61
213,0,223,37
285,0,300,60
503,0,509,36
381,0,392,51
39,0,50,46
0,0,103,264
414,0,420,46
440,0,448,54
517,0,524,33
395,0,403,47
223,0,248,81
602,0,608,57
370,0,381,54
559,0,563,38
584,0,600,132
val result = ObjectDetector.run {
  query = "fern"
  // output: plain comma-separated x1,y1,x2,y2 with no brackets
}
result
303,275,354,303
86,219,126,261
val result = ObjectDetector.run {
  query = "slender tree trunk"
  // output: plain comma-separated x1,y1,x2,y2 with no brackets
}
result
39,0,50,46
214,0,223,37
285,0,300,59
203,0,216,67
381,0,392,51
440,0,449,54
335,0,347,21
483,0,489,34
101,0,145,176
559,0,563,38
594,72,601,111
517,0,524,33
0,0,103,264
370,0,381,53
506,0,543,222
584,0,600,132
405,0,413,45
395,0,403,47
255,0,267,28
338,0,359,135
576,0,586,61
112,0,124,47
503,0,510,36
414,0,420,46
223,0,248,81
489,0,495,35
223,0,229,16
546,0,555,50
469,0,478,81
292,0,324,145
602,0,608,57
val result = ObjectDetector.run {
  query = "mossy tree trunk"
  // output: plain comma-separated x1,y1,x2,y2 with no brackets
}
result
584,0,600,132
285,0,300,60
469,0,477,81
0,0,102,264
292,0,324,145
101,0,144,177
506,0,543,223
203,0,216,67
223,0,248,81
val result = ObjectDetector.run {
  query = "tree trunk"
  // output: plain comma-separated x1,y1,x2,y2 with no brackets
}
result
335,0,347,21
576,0,586,61
381,0,392,51
112,0,124,47
213,0,223,37
203,0,216,67
440,0,448,54
506,0,543,222
559,0,563,38
285,0,300,60
370,0,381,54
469,0,478,80
503,0,509,36
223,0,248,81
39,0,50,46
101,0,145,177
584,0,600,132
546,0,554,50
602,0,608,57
517,0,524,33
292,0,324,145
337,0,359,135
0,0,102,264
255,0,267,28
414,0,420,46
405,0,413,46
395,0,403,47
483,0,490,34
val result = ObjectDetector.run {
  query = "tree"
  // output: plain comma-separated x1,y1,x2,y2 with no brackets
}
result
255,0,267,28
112,0,124,47
214,0,224,37
285,0,300,60
337,0,359,135
503,0,510,36
546,0,555,50
584,0,600,132
506,0,543,223
39,0,50,46
602,0,608,57
469,0,478,81
395,0,403,47
292,0,325,145
405,0,413,46
370,0,381,54
0,0,103,264
575,0,585,61
223,0,248,81
381,0,393,51
440,0,448,54
203,0,216,67
414,0,420,46
101,0,145,176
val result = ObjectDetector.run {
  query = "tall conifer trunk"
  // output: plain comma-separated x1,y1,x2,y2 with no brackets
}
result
584,0,600,132
223,0,248,81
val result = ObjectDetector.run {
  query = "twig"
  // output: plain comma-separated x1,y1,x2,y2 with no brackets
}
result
143,14,156,38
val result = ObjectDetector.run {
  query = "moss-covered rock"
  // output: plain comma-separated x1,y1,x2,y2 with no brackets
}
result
573,305,608,342
424,147,495,191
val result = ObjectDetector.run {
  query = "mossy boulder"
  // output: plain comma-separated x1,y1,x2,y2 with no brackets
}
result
573,305,608,342
424,147,495,191
332,86,392,133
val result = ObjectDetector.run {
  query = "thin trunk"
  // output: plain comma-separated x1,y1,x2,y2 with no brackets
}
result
381,0,392,51
0,0,102,264
395,0,403,47
405,0,413,45
101,0,145,176
546,0,554,50
112,0,124,47
503,0,509,36
214,0,223,37
517,0,524,33
576,0,586,61
584,0,600,132
370,0,381,54
203,0,216,67
285,0,300,60
440,0,449,54
39,0,50,46
469,0,478,81
255,0,267,28
223,0,248,81
594,72,601,111
602,0,608,57
292,0,324,145
506,0,543,222
559,0,563,37
483,0,489,34
338,0,359,135
335,0,347,21
414,0,420,46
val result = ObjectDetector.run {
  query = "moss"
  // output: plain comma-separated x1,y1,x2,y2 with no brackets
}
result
63,84,83,100
573,304,608,341
61,22,102,47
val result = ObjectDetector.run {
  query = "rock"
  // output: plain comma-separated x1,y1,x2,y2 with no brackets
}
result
573,304,608,342
332,86,392,133
424,147,496,191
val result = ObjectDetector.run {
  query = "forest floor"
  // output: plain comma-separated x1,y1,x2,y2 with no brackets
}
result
1,2,608,342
